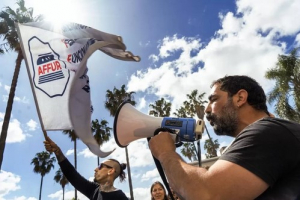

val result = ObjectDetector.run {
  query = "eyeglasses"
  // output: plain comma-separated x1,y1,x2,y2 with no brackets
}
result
98,163,113,170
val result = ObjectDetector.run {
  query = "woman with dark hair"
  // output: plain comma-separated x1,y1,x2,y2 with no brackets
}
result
44,136,128,200
150,181,168,200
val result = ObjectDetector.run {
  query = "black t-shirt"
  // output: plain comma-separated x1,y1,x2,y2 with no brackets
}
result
220,117,300,199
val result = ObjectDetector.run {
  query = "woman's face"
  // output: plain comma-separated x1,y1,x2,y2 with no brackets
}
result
151,184,165,200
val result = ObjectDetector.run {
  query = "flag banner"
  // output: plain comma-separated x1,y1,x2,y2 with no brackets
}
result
16,21,140,157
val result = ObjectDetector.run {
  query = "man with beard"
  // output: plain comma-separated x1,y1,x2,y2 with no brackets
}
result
149,75,300,200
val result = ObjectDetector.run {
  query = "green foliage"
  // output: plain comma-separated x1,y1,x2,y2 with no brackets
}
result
149,98,171,117
265,48,300,122
31,151,56,200
62,129,78,199
105,84,136,117
92,119,112,146
54,168,69,200
173,89,207,118
0,0,44,170
104,84,135,200
54,168,69,188
92,119,112,165
31,151,56,177
204,139,220,159
0,0,44,53
180,142,197,162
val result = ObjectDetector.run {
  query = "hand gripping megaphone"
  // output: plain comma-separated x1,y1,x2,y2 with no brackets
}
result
113,101,205,147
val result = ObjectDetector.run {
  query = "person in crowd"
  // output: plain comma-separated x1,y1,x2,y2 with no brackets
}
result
44,136,128,200
150,181,169,200
149,75,300,199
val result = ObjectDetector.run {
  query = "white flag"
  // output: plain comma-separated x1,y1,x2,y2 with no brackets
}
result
16,21,140,157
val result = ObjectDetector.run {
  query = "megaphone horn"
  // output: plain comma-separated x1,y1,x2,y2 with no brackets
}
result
114,101,163,147
114,101,205,148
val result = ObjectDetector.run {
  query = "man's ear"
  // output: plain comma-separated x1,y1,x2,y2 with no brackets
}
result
109,168,115,174
235,89,248,107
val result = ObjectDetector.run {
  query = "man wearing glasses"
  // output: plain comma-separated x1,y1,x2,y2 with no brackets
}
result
44,136,128,200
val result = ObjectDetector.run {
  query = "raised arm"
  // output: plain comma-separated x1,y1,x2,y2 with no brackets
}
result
44,136,98,198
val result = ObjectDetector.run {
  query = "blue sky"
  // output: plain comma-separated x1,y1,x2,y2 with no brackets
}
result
1,0,300,199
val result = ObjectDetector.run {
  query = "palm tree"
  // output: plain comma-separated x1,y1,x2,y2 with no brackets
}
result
105,84,135,200
204,139,220,159
180,142,198,162
0,0,44,170
54,168,69,200
149,98,171,117
265,48,300,122
63,130,78,200
92,119,112,165
31,151,56,200
105,84,136,116
174,89,218,159
183,89,207,118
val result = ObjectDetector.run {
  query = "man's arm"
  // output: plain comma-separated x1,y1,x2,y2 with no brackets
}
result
44,135,98,198
149,132,268,200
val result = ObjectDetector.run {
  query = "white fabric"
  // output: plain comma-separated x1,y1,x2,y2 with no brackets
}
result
16,21,140,157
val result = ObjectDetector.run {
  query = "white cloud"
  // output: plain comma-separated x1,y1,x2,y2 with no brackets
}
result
0,112,3,119
236,0,300,36
78,148,96,158
149,54,159,62
136,97,146,110
141,168,159,182
133,187,151,200
2,85,29,104
0,119,26,143
79,138,154,168
295,33,300,47
128,140,154,167
0,170,21,198
13,96,30,104
12,196,37,200
127,0,300,115
4,85,10,93
66,149,74,156
48,189,88,200
26,119,37,131
158,35,201,59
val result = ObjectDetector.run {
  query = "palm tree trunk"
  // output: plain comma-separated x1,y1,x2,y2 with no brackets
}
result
125,147,134,200
97,157,100,166
63,186,65,200
39,175,44,200
74,139,77,200
0,51,23,170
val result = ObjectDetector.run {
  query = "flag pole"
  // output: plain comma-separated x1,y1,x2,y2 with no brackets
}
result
15,22,47,139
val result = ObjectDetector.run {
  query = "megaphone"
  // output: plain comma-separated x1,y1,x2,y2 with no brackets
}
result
113,101,205,148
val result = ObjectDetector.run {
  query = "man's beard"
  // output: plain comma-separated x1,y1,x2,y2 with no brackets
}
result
206,98,238,137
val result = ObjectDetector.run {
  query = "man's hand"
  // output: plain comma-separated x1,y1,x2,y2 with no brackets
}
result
43,136,60,153
148,131,176,161
43,136,65,162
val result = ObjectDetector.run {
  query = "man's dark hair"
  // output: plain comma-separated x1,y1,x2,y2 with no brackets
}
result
211,75,269,115
109,158,127,182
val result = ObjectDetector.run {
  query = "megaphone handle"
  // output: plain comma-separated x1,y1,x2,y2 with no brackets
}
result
147,137,176,200
153,127,183,147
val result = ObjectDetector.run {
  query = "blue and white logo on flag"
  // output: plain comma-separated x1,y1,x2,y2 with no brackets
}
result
28,36,70,98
